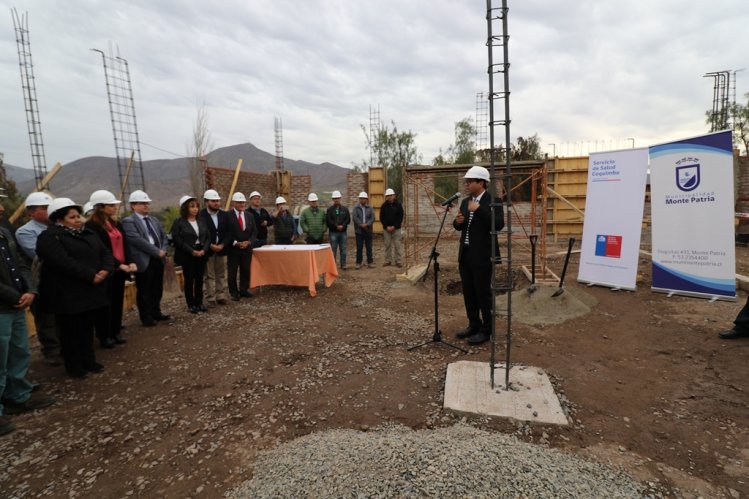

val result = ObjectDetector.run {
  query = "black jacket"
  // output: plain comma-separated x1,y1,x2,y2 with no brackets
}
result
326,205,351,232
199,208,232,256
379,200,404,229
84,219,133,267
0,227,35,312
171,217,211,266
452,192,504,264
248,207,273,242
227,209,257,254
37,224,115,314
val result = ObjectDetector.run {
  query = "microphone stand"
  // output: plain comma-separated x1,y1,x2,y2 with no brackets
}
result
409,201,468,354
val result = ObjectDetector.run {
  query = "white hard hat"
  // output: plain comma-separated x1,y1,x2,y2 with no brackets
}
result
179,195,197,207
48,197,81,220
83,201,94,217
128,190,152,203
249,191,261,199
89,189,121,206
385,188,395,196
25,191,53,207
275,196,287,205
464,165,490,181
331,190,342,199
308,193,319,202
358,191,368,199
232,192,247,202
203,189,221,200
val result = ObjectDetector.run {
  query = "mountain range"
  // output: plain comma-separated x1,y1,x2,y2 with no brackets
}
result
3,143,350,209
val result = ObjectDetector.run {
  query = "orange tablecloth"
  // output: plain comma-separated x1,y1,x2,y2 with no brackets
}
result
250,244,339,297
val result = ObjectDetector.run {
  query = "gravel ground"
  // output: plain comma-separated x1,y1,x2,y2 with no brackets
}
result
227,423,645,498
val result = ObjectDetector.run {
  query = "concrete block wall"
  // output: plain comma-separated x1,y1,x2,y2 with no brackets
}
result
205,167,310,211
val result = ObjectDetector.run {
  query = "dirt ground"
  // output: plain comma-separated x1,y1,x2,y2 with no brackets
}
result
1,237,747,498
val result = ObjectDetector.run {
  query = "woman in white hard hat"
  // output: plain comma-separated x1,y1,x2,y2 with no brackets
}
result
171,196,210,313
85,190,138,348
36,198,115,378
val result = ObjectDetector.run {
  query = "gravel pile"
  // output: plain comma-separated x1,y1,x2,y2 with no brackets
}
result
227,424,645,498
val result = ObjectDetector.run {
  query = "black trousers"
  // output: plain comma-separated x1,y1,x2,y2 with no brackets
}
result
227,250,251,297
459,249,493,333
96,270,127,341
135,257,165,323
734,295,749,331
58,309,101,375
182,257,207,307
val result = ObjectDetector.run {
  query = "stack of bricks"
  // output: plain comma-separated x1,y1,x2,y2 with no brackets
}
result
736,155,749,236
205,167,311,212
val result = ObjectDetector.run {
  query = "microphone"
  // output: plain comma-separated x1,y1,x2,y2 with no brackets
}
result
441,192,461,207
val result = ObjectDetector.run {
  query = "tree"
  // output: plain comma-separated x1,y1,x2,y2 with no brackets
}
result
359,120,421,200
511,134,544,161
186,102,213,197
705,92,749,154
431,118,477,201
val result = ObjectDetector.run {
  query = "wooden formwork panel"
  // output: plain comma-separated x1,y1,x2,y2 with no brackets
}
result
548,156,588,241
368,167,385,233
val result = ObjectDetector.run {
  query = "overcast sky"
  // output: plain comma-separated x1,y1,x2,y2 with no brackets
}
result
1,0,747,171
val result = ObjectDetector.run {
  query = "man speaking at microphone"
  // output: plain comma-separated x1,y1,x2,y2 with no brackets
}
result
452,166,504,345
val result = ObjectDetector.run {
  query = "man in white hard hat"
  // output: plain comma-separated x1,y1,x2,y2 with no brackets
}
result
379,188,404,267
15,192,62,366
122,190,170,326
452,166,504,345
300,193,326,244
272,197,296,245
199,189,231,305
353,192,375,269
227,192,257,300
247,191,273,248
325,190,350,269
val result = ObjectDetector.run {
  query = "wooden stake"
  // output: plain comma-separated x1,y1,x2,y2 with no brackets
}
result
224,159,243,211
9,161,63,224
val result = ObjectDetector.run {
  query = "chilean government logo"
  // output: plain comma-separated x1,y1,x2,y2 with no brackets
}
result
676,164,700,192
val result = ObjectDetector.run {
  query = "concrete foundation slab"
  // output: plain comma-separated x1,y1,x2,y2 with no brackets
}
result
444,361,568,425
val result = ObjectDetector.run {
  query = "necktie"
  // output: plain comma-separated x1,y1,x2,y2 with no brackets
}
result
464,197,477,246
238,212,245,231
144,216,160,247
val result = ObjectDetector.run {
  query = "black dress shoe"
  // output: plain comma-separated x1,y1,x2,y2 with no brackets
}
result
100,338,115,349
231,295,240,301
719,328,749,339
114,335,127,344
239,291,254,298
467,331,491,345
86,362,104,373
154,314,171,321
68,369,88,379
198,305,208,312
189,306,199,314
456,327,479,339
142,319,157,327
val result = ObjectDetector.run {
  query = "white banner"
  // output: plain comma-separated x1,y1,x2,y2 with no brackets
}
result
577,148,649,290
649,131,736,300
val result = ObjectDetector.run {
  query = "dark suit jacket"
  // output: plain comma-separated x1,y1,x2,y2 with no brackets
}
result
452,191,504,264
121,213,168,272
226,209,257,254
171,217,211,266
199,208,232,256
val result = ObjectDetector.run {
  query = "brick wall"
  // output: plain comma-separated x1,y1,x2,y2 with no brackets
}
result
346,171,369,212
736,155,749,235
205,167,310,211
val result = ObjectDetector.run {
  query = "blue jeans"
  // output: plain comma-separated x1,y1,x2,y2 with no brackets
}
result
355,231,373,265
329,231,347,267
0,309,34,415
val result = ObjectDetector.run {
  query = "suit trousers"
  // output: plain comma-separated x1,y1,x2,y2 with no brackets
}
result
383,228,402,264
95,271,127,341
181,257,206,308
733,294,749,331
30,299,60,359
135,256,165,323
227,251,250,297
204,254,227,302
459,246,493,333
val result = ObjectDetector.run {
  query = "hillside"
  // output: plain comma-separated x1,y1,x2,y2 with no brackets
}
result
6,143,349,209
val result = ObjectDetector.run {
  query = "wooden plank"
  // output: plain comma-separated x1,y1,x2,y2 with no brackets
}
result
9,162,63,224
224,159,243,211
